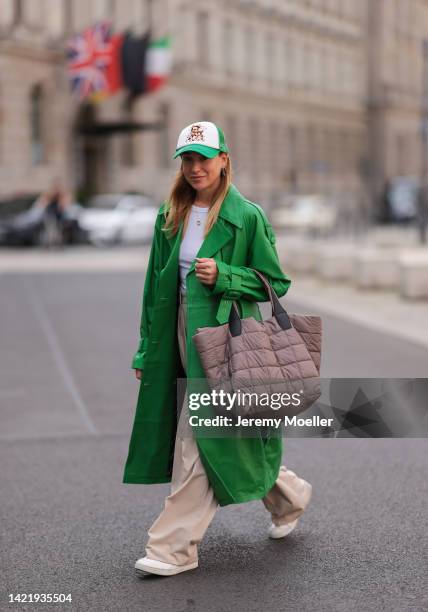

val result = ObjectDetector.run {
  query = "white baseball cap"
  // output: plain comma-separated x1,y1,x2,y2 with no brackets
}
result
173,121,229,159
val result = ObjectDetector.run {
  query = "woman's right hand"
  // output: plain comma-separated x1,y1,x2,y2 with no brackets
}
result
134,369,143,380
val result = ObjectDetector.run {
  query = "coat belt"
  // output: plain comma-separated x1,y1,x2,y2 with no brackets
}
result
215,269,243,324
216,298,233,325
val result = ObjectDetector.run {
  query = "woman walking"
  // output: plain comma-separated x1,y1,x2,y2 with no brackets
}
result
123,121,313,577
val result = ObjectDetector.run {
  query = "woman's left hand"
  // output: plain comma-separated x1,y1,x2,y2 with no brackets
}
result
195,257,218,286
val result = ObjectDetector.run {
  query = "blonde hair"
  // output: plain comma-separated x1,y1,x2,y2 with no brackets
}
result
162,155,233,239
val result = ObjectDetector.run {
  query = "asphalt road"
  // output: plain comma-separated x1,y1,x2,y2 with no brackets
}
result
1,269,427,612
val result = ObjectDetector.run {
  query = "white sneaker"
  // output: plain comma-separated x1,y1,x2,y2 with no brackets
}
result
135,556,198,577
268,519,298,539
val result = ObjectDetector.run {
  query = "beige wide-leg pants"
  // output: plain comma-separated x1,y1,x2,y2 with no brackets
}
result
145,292,313,566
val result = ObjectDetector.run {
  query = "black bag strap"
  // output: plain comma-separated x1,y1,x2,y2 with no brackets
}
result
228,269,292,336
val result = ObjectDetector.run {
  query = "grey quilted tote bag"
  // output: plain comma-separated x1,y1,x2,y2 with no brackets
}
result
192,270,322,419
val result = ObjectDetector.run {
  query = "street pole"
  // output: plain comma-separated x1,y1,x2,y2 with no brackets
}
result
419,39,428,244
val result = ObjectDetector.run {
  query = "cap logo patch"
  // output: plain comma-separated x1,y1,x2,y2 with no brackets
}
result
186,124,205,143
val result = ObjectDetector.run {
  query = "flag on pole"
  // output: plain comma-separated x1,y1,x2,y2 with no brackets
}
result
145,36,172,93
66,21,123,102
103,33,124,94
120,30,150,95
66,23,172,101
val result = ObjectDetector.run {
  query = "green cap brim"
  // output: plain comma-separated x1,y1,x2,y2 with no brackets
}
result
173,144,220,160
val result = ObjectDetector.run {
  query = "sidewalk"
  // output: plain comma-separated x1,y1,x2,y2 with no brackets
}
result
275,227,428,349
283,270,428,350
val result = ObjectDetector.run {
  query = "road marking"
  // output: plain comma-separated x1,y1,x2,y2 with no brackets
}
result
0,430,129,442
23,278,98,435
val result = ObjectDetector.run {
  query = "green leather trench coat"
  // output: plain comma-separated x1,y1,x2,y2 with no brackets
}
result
122,184,292,506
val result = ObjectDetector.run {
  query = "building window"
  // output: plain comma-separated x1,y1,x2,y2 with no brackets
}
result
287,36,295,86
196,11,209,68
223,19,233,76
158,101,170,169
306,125,315,171
224,114,236,159
287,125,298,190
121,95,137,167
339,130,350,172
295,40,304,87
422,39,428,108
249,117,259,179
323,47,330,91
63,0,73,35
13,0,22,26
245,27,254,80
265,32,273,86
396,133,407,175
305,42,313,89
313,43,323,89
282,38,289,87
30,84,46,165
269,119,280,176
106,0,116,15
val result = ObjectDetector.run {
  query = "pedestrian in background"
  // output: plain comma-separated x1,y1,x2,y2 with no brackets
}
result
35,179,72,248
123,121,313,577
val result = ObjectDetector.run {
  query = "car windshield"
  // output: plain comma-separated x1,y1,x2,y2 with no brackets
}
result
88,195,123,210
0,195,40,220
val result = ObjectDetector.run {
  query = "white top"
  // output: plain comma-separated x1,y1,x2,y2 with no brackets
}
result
179,205,210,295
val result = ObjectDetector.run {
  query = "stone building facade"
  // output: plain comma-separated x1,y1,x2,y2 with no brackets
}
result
0,0,425,212
367,0,428,207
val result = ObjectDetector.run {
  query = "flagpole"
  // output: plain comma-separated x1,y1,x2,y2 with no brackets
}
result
147,0,153,32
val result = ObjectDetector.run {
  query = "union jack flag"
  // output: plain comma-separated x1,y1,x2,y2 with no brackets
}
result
66,21,116,100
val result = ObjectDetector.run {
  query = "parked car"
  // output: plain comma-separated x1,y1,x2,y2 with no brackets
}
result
79,193,158,246
271,194,337,235
0,194,86,246
0,194,42,246
1,195,45,246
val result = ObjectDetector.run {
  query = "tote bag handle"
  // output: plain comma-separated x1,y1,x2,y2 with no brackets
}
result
228,269,292,336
